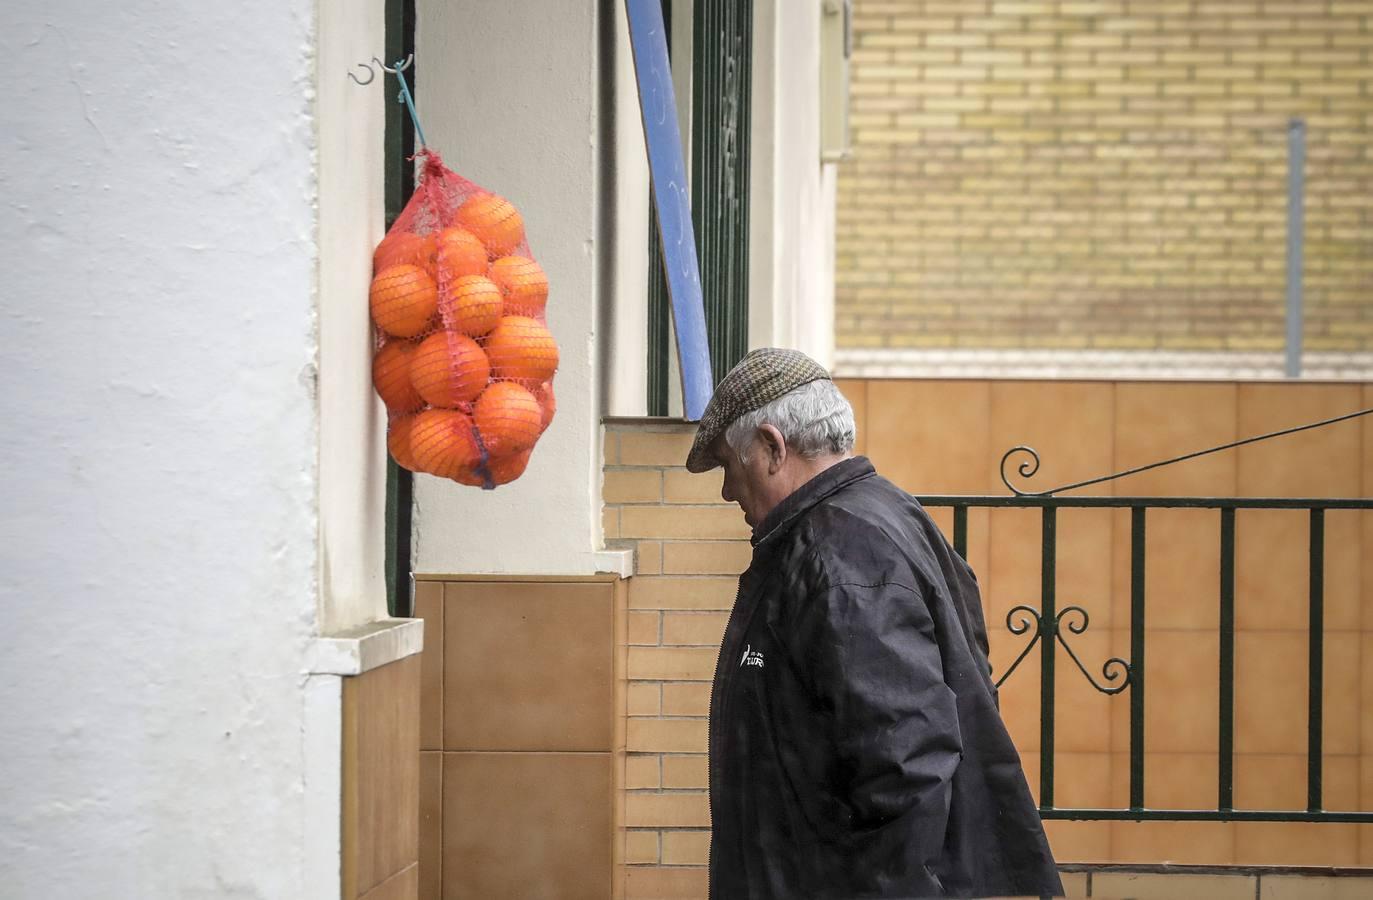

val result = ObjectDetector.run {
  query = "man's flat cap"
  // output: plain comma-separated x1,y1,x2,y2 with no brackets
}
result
685,347,832,473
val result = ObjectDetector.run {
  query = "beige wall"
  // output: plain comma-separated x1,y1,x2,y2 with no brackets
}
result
836,2,1373,354
604,378,1373,893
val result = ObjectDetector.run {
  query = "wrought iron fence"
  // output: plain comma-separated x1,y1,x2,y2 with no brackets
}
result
916,406,1373,824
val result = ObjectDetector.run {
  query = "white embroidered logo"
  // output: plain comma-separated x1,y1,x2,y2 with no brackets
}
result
739,644,764,669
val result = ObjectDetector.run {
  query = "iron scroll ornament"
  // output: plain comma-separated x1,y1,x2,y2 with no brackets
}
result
992,604,1132,695
1000,406,1373,497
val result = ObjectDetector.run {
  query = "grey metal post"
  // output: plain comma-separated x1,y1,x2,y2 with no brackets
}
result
1286,117,1306,379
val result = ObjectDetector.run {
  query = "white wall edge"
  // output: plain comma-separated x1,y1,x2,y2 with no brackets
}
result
593,549,636,579
302,673,342,900
305,618,424,676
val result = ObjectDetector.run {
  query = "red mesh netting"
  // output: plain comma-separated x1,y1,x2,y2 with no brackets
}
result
370,150,557,489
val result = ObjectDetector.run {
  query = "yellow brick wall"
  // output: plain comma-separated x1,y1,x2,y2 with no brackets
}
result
837,0,1373,353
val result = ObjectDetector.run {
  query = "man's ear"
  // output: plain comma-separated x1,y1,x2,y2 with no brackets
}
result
758,424,787,474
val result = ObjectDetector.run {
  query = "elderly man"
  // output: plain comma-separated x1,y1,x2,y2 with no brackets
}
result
688,348,1061,899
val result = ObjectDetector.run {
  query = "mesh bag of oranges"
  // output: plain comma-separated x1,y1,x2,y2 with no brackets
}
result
370,150,558,489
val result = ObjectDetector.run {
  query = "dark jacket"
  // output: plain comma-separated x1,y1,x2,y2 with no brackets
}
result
707,457,1061,899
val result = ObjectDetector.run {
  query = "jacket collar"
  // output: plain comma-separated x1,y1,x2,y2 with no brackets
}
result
750,456,876,548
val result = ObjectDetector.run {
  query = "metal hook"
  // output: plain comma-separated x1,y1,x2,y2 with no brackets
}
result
373,54,414,75
348,54,413,85
347,62,376,86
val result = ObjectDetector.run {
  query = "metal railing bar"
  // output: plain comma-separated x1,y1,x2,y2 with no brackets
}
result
916,496,1373,510
953,504,968,562
999,406,1373,497
1130,507,1146,811
1218,507,1236,812
1040,506,1057,811
1308,508,1324,813
1042,808,1373,823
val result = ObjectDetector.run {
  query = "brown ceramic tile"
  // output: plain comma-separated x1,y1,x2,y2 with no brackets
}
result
835,378,868,457
1324,631,1361,756
358,864,418,900
1235,508,1361,632
443,752,611,899
1108,629,1219,755
992,635,1041,755
1107,820,1235,865
415,581,444,752
990,381,1114,497
1261,874,1373,900
866,380,992,493
1234,753,1360,813
1237,384,1363,499
1234,631,1310,755
1092,872,1252,899
623,866,708,899
1110,507,1224,632
1113,382,1238,497
1364,637,1373,762
343,655,421,898
443,581,613,752
661,831,711,866
1052,624,1118,754
1042,820,1112,865
1109,752,1218,810
419,752,442,900
1234,821,1361,867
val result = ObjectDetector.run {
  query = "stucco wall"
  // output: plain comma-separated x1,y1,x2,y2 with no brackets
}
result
414,0,606,574
0,1,322,895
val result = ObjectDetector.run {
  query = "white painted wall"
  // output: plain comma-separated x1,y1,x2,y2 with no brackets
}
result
0,0,380,894
414,0,607,575
750,0,839,371
317,0,389,634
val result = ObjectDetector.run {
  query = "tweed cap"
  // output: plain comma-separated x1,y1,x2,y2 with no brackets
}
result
685,347,833,473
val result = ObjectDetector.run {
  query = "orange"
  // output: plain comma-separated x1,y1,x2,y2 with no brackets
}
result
534,381,556,433
440,275,503,337
434,226,488,282
473,382,543,457
410,409,482,479
485,315,559,383
454,448,533,488
372,339,424,413
387,413,419,471
410,331,491,408
456,193,525,257
374,231,436,278
488,255,548,315
370,264,438,338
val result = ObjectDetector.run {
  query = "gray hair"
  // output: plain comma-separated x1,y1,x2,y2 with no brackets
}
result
724,379,856,465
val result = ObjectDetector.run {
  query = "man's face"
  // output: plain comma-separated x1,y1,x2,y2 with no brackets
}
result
712,432,774,530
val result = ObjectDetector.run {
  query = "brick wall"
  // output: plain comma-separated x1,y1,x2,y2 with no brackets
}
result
602,424,741,899
837,0,1373,353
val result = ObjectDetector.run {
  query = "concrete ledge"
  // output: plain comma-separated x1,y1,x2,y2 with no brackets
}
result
834,348,1373,382
307,617,425,676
